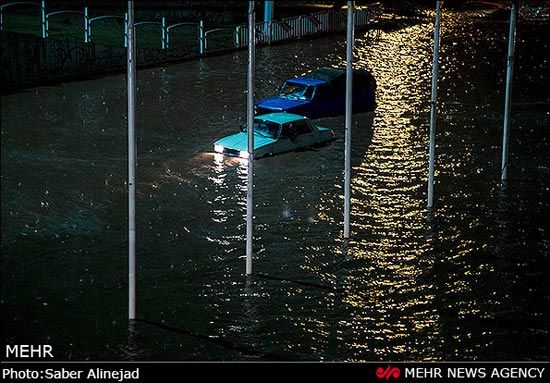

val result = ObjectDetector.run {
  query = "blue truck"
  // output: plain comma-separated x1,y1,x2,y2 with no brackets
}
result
255,67,376,119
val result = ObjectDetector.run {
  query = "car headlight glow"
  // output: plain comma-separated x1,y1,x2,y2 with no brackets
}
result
214,144,224,153
239,151,249,159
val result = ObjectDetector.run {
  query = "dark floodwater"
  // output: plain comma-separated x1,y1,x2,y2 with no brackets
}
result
1,10,549,361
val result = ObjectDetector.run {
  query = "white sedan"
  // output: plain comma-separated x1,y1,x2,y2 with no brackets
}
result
213,113,334,159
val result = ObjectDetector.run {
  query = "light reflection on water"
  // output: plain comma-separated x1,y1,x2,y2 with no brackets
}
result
335,21,440,360
1,9,549,361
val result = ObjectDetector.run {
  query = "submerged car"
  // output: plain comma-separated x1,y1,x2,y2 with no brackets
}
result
255,67,376,119
213,113,334,159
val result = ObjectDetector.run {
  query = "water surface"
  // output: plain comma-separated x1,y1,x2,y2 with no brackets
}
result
1,9,549,360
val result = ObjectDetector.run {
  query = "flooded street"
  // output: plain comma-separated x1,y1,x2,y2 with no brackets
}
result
1,9,549,361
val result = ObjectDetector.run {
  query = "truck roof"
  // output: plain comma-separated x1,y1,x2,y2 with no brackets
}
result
305,67,377,90
287,77,327,87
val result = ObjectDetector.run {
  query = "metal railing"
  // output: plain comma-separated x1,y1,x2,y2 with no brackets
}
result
203,26,233,53
311,11,330,32
0,1,382,54
88,14,127,46
231,3,381,51
0,0,46,37
166,21,201,52
135,18,166,49
45,9,87,39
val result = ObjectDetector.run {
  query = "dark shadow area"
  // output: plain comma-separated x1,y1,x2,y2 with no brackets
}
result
255,273,334,290
135,318,291,360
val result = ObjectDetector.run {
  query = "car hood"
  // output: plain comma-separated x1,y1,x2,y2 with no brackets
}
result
255,96,309,111
214,132,276,152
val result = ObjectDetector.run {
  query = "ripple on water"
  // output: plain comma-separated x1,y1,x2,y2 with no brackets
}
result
1,9,549,360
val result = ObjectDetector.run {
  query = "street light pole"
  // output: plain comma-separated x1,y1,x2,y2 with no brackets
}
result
127,0,137,320
427,1,441,208
343,1,354,240
246,1,255,275
501,1,518,182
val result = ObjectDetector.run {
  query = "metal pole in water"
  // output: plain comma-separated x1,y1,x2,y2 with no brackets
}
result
343,1,354,240
127,0,137,321
246,1,255,275
501,1,517,182
427,1,441,209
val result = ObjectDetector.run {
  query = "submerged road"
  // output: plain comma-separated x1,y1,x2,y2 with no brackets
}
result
1,9,549,360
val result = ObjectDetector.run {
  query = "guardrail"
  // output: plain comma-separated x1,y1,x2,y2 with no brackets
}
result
45,9,87,39
88,14,127,46
231,3,381,51
0,0,46,37
203,26,233,53
0,1,382,53
166,21,201,52
135,19,166,49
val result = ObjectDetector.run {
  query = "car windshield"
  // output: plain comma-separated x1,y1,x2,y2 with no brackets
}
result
278,82,314,101
242,120,280,139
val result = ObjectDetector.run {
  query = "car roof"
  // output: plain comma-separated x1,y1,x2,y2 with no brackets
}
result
287,77,327,87
255,112,308,124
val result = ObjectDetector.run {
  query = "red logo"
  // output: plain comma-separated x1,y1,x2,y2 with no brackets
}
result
376,365,401,380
